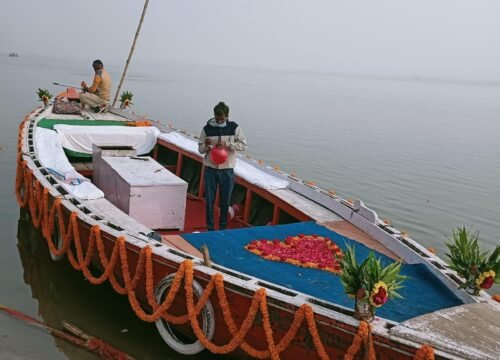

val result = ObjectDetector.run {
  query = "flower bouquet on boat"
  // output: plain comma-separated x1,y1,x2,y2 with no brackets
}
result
340,244,407,322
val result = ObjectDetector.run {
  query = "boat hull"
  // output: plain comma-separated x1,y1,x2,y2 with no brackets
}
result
15,108,446,360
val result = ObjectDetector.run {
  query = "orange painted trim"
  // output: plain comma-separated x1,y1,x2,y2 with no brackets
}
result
153,145,158,160
272,205,280,225
175,153,183,177
198,164,205,200
243,189,253,224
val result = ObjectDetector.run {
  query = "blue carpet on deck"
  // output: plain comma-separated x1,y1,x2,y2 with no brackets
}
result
183,222,462,322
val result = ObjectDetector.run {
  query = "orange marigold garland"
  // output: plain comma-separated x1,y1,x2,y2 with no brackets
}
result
259,291,279,360
304,305,329,360
245,234,343,273
413,344,435,360
344,321,375,360
274,304,306,354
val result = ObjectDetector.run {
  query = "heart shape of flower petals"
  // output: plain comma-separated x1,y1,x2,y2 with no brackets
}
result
245,234,343,274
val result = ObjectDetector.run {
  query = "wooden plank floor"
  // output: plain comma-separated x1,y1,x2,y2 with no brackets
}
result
161,234,203,258
321,220,399,260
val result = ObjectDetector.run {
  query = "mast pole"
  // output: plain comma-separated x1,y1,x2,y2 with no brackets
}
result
112,0,150,107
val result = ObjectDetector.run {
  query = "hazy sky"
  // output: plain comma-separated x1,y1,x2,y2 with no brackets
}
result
1,0,499,80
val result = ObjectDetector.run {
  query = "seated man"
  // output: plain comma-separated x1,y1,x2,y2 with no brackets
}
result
80,59,112,112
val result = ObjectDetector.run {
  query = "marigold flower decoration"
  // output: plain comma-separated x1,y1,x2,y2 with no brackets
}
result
445,226,500,295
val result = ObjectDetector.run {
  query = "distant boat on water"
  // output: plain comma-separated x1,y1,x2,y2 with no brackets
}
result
8,52,19,57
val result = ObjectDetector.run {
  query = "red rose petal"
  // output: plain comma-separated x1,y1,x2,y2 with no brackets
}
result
245,234,344,274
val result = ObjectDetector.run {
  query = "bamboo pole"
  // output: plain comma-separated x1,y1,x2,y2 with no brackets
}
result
0,305,135,360
201,244,212,268
112,0,150,107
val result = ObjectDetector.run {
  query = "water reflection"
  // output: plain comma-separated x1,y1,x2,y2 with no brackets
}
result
16,209,218,360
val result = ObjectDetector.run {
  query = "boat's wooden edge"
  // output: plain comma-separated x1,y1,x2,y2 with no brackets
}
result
161,234,203,258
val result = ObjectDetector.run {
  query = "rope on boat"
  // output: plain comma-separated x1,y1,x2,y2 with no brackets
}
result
0,305,134,360
15,116,436,360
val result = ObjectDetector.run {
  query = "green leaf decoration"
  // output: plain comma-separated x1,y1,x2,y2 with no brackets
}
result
445,226,499,292
120,90,134,104
36,88,52,100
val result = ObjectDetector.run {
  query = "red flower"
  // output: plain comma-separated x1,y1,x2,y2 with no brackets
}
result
480,276,494,289
244,234,343,274
371,287,388,306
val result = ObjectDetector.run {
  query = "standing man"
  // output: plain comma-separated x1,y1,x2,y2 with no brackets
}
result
198,102,247,231
80,59,112,112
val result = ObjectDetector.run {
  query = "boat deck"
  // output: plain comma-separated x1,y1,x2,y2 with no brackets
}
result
43,110,124,121
390,303,500,360
161,234,203,258
181,221,463,322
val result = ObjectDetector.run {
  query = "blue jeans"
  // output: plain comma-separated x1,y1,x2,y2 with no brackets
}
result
204,167,234,231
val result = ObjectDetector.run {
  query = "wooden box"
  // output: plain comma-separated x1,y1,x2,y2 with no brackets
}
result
93,145,187,230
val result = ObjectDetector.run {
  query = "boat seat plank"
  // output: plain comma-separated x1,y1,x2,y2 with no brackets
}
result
41,113,85,120
268,188,342,223
321,220,399,260
73,162,93,171
389,303,500,360
81,110,125,121
161,235,203,258
82,198,152,235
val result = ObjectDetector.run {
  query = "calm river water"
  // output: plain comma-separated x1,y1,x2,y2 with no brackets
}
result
0,55,499,359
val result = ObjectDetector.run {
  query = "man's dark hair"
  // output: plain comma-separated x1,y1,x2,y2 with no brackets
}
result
214,102,229,116
93,59,103,67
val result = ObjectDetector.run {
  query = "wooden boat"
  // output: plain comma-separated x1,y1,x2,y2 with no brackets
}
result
15,91,500,360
